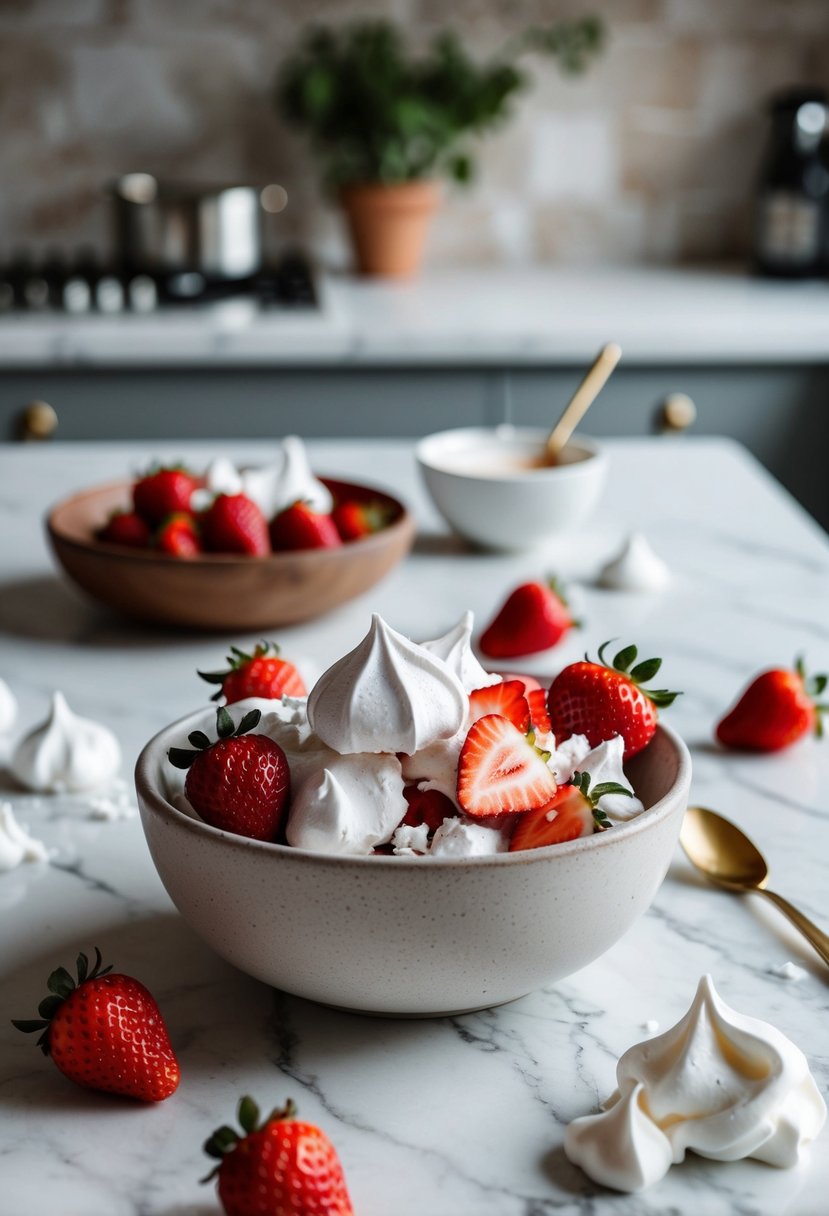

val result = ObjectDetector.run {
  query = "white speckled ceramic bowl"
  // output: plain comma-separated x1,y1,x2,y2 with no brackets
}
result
416,426,608,551
135,715,690,1017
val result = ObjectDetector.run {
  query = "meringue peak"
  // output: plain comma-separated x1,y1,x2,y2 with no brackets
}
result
421,611,499,693
11,691,121,793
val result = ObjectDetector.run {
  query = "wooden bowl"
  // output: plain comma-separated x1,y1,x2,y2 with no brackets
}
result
46,477,416,631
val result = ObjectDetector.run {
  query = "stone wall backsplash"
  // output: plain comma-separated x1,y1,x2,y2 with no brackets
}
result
2,0,827,269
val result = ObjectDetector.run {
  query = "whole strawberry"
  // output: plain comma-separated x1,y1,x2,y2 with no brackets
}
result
548,641,680,760
716,658,827,752
156,512,201,557
331,498,391,542
133,465,198,525
270,502,342,551
12,947,179,1101
204,1095,353,1216
199,640,306,704
510,770,631,852
169,706,290,841
98,509,151,549
202,493,270,556
480,578,576,658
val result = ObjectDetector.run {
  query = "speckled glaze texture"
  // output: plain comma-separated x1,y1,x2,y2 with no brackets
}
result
136,717,690,1015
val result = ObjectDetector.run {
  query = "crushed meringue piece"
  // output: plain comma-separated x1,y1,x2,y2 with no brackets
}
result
599,533,671,592
0,802,49,870
429,817,509,857
577,736,644,820
391,823,430,855
769,961,808,982
547,733,592,784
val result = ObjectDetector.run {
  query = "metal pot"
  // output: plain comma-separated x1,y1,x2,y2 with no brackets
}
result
111,175,287,281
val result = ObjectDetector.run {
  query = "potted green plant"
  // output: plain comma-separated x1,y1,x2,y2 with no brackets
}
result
276,18,603,277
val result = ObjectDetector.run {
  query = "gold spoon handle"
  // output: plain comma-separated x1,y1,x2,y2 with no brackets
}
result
761,889,829,968
545,342,622,462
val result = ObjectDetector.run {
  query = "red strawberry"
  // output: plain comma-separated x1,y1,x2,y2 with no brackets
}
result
204,1095,353,1216
479,579,576,659
716,658,827,752
202,493,270,556
12,947,179,1101
469,680,531,732
457,713,557,818
156,512,201,557
509,771,631,851
169,707,290,841
500,674,543,693
98,509,151,549
548,641,680,760
133,465,198,525
199,641,306,704
270,502,342,551
527,687,552,734
331,498,392,542
402,785,455,834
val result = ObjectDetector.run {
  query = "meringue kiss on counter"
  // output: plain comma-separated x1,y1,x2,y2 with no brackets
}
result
0,677,17,735
307,613,468,755
564,974,826,1192
11,691,121,793
598,533,671,592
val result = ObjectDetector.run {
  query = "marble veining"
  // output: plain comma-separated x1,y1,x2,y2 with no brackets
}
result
0,437,828,1215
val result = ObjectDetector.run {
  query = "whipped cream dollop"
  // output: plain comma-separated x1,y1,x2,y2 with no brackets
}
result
0,802,49,870
564,975,826,1192
400,729,465,809
578,736,644,820
546,733,592,784
421,611,499,694
286,752,406,855
11,692,121,793
0,677,17,734
429,817,509,857
307,614,468,755
599,533,671,592
242,435,332,517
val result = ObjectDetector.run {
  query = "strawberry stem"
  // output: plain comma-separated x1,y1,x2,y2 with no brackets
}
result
169,708,263,770
11,948,113,1055
592,640,681,708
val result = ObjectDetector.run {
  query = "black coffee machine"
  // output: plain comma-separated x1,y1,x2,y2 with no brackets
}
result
754,87,829,277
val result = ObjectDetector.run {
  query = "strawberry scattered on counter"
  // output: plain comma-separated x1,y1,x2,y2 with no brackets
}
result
332,498,392,542
156,512,201,557
12,947,179,1101
169,707,290,841
509,770,632,852
716,658,827,752
98,509,151,549
199,641,307,704
270,501,343,551
457,713,557,818
479,578,577,659
133,465,199,525
469,679,531,732
202,493,271,556
203,1095,353,1216
548,641,680,760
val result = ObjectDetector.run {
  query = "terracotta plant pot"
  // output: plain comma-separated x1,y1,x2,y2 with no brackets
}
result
340,180,440,277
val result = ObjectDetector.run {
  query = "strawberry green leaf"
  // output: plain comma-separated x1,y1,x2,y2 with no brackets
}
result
238,1095,260,1134
235,709,262,737
203,1126,239,1159
630,656,662,683
11,1018,50,1033
168,747,197,770
590,782,633,799
196,669,226,685
188,730,211,750
47,967,75,999
646,689,681,708
216,706,235,739
38,995,64,1019
613,644,638,673
76,952,89,984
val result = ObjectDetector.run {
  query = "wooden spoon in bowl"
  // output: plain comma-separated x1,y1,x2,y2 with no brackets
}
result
543,342,622,465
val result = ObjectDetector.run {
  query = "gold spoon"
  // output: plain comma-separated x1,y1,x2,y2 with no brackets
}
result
543,341,622,465
680,805,829,968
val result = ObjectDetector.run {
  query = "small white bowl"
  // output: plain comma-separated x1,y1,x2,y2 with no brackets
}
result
416,426,608,551
135,714,690,1017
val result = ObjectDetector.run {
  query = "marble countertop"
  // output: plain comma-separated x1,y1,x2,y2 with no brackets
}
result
1,265,828,369
1,436,828,1215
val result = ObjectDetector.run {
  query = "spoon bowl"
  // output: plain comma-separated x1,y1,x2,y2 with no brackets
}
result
680,805,829,968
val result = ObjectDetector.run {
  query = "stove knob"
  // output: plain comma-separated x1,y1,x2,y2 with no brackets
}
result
656,393,696,434
19,399,59,441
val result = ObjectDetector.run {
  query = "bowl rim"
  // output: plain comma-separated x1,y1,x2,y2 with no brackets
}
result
46,474,414,566
135,709,691,869
415,426,607,484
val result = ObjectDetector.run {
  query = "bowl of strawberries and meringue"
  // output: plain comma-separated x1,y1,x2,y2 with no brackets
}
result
135,614,691,1016
46,436,415,630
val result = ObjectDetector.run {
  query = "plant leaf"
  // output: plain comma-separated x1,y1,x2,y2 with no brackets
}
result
630,657,662,684
47,967,75,999
168,747,196,770
235,709,262,737
238,1096,260,1134
216,706,234,739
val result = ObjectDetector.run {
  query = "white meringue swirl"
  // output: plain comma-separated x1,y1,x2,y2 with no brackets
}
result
0,676,17,734
307,614,468,755
286,752,406,855
11,691,121,793
420,611,499,693
599,532,670,591
564,974,826,1192
242,435,332,517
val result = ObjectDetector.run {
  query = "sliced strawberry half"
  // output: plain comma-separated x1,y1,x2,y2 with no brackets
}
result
457,714,557,818
527,687,552,733
469,680,531,732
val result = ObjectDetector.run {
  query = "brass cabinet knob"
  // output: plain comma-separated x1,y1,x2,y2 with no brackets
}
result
18,400,59,441
657,393,696,434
